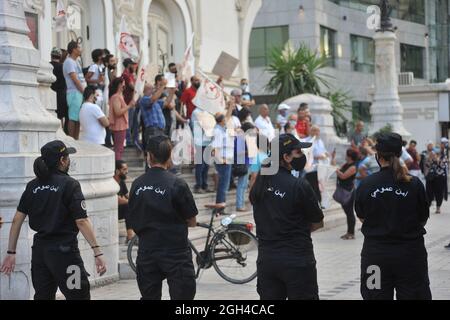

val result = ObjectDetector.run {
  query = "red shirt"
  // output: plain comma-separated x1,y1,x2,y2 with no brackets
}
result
180,86,197,119
122,69,136,105
296,119,309,138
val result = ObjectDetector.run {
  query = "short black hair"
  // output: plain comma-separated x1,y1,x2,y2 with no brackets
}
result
402,140,408,147
103,48,111,55
168,62,176,69
346,148,359,162
91,49,104,63
83,86,96,102
155,74,164,84
147,136,173,164
115,160,126,171
298,103,308,112
67,40,79,54
410,140,417,145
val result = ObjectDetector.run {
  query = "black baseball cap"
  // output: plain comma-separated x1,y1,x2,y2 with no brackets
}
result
279,134,312,157
41,140,76,167
123,58,137,68
375,132,403,157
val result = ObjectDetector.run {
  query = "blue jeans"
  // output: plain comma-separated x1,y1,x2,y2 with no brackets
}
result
236,170,249,209
195,146,209,190
215,164,232,204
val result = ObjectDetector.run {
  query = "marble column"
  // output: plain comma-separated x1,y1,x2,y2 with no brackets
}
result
0,0,119,300
370,31,411,138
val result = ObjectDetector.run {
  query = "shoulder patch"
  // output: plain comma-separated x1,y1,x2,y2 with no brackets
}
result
81,200,87,211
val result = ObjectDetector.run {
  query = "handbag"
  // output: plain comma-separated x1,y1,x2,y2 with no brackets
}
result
232,164,248,177
333,186,353,205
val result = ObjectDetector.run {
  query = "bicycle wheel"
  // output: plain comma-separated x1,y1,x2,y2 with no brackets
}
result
127,235,139,273
211,229,258,284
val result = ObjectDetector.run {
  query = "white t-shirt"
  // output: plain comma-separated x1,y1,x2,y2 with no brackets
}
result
87,63,105,82
401,147,413,163
255,115,275,142
212,125,235,164
79,102,107,144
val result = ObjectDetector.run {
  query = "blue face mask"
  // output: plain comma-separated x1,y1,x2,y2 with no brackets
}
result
289,120,297,127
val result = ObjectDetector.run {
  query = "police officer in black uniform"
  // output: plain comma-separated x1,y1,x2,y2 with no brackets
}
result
355,133,431,300
250,133,324,300
128,135,198,300
0,140,107,300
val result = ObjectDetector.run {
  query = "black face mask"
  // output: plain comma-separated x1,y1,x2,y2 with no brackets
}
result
119,173,127,180
291,155,307,172
193,82,200,89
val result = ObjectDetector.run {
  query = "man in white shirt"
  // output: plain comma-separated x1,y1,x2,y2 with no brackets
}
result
79,87,110,145
254,104,275,142
276,104,290,132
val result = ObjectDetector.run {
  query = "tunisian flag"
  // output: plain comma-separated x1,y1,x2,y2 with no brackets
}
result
118,16,139,60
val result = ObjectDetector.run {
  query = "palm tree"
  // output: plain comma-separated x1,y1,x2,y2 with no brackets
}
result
265,41,331,103
323,91,353,138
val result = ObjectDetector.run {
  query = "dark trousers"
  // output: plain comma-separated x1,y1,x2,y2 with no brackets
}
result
256,253,319,300
136,248,196,300
426,176,446,207
305,171,321,202
194,145,209,190
31,242,90,300
361,248,431,300
341,191,355,234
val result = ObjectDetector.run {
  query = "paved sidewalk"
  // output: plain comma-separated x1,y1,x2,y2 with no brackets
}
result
91,202,450,300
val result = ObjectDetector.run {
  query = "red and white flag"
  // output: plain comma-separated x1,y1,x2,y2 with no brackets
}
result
134,60,147,101
180,33,195,82
118,16,139,60
53,0,67,32
192,73,226,116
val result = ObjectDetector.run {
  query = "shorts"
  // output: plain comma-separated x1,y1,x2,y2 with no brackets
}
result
67,91,83,122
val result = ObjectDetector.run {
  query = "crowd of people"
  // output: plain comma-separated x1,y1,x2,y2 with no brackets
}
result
49,40,450,243
4,39,441,301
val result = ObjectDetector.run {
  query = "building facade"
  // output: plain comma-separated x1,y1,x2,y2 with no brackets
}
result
249,0,450,140
23,0,263,85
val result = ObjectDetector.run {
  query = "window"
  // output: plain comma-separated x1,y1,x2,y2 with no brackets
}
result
352,101,371,123
320,26,336,67
401,44,424,79
249,26,289,67
25,12,39,49
350,35,374,73
331,0,425,24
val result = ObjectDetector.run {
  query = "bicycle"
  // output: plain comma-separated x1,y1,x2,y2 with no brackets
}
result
127,204,258,284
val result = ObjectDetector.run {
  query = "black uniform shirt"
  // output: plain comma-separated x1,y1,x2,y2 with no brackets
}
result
17,171,87,243
251,167,324,257
355,167,429,249
128,167,198,250
118,179,129,218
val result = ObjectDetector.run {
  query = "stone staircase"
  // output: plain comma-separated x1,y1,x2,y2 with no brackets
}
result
117,147,346,279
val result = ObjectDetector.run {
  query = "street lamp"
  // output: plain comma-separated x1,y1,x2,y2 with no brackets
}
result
378,0,393,32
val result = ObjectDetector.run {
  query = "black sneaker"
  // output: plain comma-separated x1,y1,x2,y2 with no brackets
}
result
445,243,450,250
194,187,205,194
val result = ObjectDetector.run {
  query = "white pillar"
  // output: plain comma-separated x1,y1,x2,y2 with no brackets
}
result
370,31,411,138
0,0,60,300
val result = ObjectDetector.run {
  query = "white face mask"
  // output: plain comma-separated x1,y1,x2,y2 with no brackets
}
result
241,84,249,92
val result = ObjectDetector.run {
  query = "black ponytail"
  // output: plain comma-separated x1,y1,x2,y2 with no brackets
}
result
33,156,51,181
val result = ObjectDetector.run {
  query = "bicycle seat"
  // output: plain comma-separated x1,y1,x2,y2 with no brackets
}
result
204,203,226,210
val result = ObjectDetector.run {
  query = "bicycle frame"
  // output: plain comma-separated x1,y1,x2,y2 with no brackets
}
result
189,208,226,279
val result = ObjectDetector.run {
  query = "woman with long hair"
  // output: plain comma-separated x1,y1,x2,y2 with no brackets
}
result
108,77,136,160
0,140,106,299
332,148,359,240
355,133,431,300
